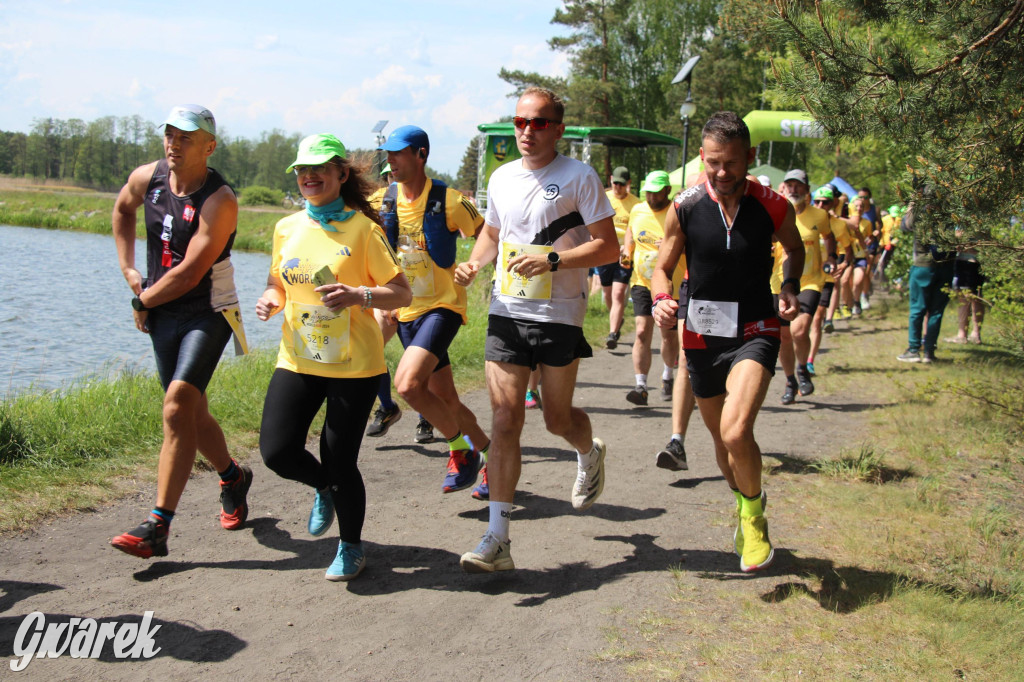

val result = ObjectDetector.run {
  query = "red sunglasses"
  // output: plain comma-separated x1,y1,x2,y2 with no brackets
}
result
512,116,562,131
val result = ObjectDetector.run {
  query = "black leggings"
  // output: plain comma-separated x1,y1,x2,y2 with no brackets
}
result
259,369,379,544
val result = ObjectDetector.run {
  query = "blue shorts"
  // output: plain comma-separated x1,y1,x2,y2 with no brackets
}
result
397,308,463,371
595,262,632,286
149,308,232,393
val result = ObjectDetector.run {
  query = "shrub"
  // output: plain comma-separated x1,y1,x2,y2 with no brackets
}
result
239,185,284,207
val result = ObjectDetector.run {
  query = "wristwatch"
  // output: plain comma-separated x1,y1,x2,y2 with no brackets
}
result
547,251,560,272
131,296,148,312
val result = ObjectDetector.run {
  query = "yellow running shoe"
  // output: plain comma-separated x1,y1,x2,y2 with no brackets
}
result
733,490,767,556
740,514,775,573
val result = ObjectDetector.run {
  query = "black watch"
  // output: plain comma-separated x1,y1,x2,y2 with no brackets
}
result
547,251,560,272
131,296,148,312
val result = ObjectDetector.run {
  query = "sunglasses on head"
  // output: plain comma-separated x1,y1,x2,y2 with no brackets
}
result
512,116,561,131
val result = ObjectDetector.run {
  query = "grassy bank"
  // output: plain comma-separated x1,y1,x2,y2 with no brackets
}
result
0,274,625,533
603,300,1024,679
0,185,288,253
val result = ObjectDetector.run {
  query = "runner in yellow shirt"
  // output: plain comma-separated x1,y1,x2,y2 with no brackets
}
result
377,125,491,496
774,170,837,404
600,166,640,349
255,133,412,581
807,186,854,373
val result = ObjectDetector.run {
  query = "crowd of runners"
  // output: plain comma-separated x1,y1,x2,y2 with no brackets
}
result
108,90,978,583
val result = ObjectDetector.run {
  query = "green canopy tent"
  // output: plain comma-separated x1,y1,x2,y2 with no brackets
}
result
475,123,683,210
667,111,824,188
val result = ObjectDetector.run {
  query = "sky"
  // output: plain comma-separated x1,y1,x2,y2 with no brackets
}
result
0,1,569,175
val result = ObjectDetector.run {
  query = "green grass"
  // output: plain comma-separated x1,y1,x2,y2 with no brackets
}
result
603,297,1024,680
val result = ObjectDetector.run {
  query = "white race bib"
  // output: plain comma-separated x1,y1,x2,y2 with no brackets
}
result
499,242,553,300
398,239,436,298
686,298,739,338
289,302,351,363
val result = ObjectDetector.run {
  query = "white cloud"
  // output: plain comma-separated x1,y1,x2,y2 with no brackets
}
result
254,35,278,50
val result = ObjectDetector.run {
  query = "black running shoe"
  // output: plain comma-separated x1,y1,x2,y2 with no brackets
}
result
415,416,436,444
656,438,688,471
781,382,797,405
626,385,649,406
111,515,169,559
606,331,620,350
796,369,814,397
220,463,253,530
366,404,402,437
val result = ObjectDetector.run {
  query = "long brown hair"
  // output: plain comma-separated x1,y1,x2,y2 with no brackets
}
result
331,155,382,226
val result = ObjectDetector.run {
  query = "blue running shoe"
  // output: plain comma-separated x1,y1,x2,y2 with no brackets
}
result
325,541,365,582
806,361,816,376
471,465,489,500
442,448,481,493
308,487,335,537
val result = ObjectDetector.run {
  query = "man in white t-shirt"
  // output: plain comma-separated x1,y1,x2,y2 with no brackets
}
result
454,86,618,572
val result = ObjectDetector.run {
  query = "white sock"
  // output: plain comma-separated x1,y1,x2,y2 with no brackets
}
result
671,433,682,442
577,439,599,468
635,374,647,388
662,366,674,381
488,501,513,542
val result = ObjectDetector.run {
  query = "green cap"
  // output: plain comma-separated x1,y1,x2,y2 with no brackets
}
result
286,134,347,173
812,186,834,201
380,163,392,177
888,204,901,216
641,170,671,193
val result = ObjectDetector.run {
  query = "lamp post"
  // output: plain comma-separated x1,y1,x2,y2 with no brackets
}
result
679,92,697,188
672,56,700,189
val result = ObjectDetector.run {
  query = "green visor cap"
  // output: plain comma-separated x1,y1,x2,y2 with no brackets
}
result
888,204,902,216
286,134,347,173
380,163,392,176
812,186,835,201
641,170,671,193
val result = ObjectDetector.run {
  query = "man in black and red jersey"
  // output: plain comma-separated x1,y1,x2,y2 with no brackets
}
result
651,111,803,573
110,104,252,559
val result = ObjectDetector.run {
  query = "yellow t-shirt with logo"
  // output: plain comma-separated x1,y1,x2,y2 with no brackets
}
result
627,202,685,292
606,189,640,244
371,179,483,324
270,210,402,379
822,216,853,284
849,217,871,258
770,205,833,293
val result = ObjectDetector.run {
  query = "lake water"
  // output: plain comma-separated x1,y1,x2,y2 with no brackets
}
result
0,224,279,397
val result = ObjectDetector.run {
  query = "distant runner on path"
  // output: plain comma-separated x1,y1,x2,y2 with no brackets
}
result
454,86,618,573
651,111,803,573
110,104,252,559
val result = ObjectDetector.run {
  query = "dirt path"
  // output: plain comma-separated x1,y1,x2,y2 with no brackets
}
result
0,328,863,680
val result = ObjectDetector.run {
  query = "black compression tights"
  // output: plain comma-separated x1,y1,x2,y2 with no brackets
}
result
259,369,378,544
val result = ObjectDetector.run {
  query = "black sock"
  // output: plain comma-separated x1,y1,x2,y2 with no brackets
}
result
218,460,239,482
786,374,798,387
151,507,174,525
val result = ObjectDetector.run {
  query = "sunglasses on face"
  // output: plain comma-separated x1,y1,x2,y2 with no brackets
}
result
813,199,831,205
512,116,561,131
293,163,334,176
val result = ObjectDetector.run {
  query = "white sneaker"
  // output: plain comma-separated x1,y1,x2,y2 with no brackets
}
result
860,293,871,310
572,438,606,510
460,533,514,573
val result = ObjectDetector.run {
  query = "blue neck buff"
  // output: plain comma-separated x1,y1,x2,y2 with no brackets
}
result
306,196,356,232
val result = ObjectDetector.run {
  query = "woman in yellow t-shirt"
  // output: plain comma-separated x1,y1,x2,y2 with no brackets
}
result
255,134,411,582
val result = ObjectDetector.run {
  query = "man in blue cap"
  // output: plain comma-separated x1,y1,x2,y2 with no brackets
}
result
110,104,252,559
373,125,492,497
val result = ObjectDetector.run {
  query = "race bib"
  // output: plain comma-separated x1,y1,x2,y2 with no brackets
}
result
398,237,435,298
499,242,552,300
686,298,739,338
638,250,659,282
289,302,350,364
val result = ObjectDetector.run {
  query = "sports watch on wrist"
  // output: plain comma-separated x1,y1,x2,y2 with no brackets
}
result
547,251,560,272
131,296,148,312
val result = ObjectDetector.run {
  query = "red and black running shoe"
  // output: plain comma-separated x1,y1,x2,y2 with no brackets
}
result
110,515,169,559
220,463,253,530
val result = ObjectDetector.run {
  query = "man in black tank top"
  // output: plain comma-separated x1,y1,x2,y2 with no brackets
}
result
110,104,253,559
650,112,804,575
